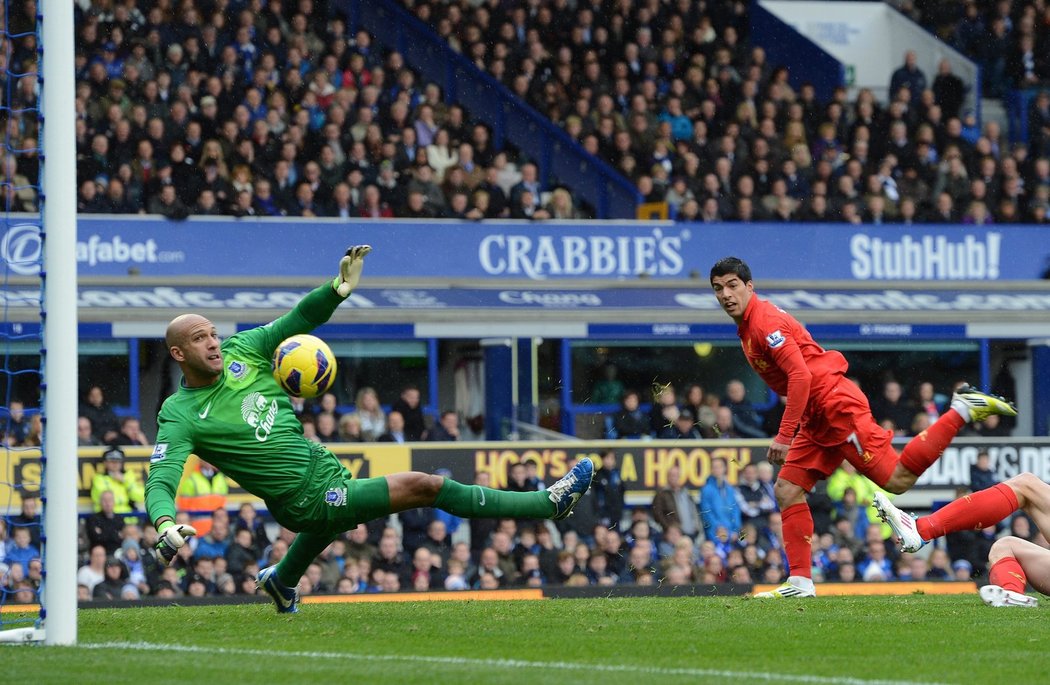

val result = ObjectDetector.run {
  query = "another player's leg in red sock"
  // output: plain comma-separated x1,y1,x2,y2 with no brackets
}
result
898,411,964,477
781,502,814,579
989,556,1027,593
916,482,1018,541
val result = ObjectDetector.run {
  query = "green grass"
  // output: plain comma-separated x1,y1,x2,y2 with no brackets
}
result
1,595,1047,684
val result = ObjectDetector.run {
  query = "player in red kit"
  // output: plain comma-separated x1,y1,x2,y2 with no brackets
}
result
709,257,1018,598
874,473,1049,607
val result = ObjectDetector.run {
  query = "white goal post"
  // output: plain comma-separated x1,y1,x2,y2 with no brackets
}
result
40,0,79,646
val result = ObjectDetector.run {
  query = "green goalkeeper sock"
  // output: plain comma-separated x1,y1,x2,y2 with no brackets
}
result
276,532,335,588
434,478,555,519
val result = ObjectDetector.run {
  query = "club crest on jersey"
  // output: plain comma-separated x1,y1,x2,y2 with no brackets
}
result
325,487,347,507
150,443,168,463
228,360,247,379
241,391,278,442
766,330,786,348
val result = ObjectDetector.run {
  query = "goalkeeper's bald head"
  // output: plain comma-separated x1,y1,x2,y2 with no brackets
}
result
165,313,212,351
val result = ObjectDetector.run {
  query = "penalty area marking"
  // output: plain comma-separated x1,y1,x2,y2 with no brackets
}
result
81,641,952,685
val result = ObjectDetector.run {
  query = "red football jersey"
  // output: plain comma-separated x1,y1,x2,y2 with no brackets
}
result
736,295,848,443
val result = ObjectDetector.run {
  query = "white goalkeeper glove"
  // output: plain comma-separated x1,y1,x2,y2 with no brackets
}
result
155,522,197,566
332,245,372,297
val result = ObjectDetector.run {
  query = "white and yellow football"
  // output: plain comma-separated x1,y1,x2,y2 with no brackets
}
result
272,334,337,398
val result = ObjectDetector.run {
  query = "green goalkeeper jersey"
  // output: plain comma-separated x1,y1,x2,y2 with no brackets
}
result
145,282,345,526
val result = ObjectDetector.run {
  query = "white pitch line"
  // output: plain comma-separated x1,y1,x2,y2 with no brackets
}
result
81,641,952,685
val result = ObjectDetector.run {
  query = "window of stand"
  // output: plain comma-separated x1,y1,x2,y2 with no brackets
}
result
327,340,429,410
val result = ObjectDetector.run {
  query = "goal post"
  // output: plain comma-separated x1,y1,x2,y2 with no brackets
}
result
40,0,79,646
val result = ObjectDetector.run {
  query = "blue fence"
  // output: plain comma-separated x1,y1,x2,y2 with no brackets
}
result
337,0,642,220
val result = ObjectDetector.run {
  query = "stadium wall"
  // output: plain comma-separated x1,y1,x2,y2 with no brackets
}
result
758,0,980,115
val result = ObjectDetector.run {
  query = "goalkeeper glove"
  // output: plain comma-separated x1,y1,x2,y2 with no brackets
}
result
332,245,372,297
155,522,197,566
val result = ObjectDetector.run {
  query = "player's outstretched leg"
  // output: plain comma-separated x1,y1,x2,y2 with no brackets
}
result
431,457,595,521
875,474,1046,553
886,384,1018,494
257,565,300,613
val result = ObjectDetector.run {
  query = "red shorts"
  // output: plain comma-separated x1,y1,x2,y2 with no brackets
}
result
778,378,898,492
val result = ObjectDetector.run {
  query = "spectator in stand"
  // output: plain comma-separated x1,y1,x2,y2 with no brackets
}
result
93,557,130,601
91,446,145,519
736,462,777,530
5,399,29,447
80,385,120,445
970,450,999,492
111,416,151,447
651,463,701,541
594,450,626,533
666,408,703,439
391,385,426,441
723,380,767,439
890,51,927,107
315,411,339,443
870,380,916,435
591,362,626,406
78,416,101,446
682,384,718,439
338,413,365,442
4,526,39,577
225,526,258,577
427,410,460,441
10,495,42,550
700,457,742,542
377,410,407,444
77,544,108,595
195,511,232,560
354,387,387,442
611,389,649,439
648,383,679,437
86,490,125,555
177,459,229,537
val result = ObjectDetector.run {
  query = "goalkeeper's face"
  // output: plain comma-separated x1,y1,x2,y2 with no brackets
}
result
168,314,224,384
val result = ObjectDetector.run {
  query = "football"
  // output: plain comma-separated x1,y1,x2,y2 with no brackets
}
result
272,334,337,398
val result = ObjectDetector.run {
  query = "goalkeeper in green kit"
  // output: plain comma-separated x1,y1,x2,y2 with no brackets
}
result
145,245,594,613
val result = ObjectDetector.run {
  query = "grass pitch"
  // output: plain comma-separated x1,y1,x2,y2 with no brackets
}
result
1,595,1047,684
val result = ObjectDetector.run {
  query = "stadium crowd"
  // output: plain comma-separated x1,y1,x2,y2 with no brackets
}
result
0,0,1047,223
0,375,1028,603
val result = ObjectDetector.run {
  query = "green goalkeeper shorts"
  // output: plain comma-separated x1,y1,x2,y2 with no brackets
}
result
267,450,391,536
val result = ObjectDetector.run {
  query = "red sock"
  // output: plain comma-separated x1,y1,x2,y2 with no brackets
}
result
917,483,1019,540
780,502,813,579
899,411,965,476
989,556,1027,593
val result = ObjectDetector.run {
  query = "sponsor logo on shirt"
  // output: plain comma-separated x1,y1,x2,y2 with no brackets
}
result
766,330,786,348
150,443,168,463
325,487,347,507
241,391,278,442
228,360,247,379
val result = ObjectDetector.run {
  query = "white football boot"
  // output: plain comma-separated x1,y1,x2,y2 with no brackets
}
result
872,492,925,554
753,576,816,599
979,584,1039,608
